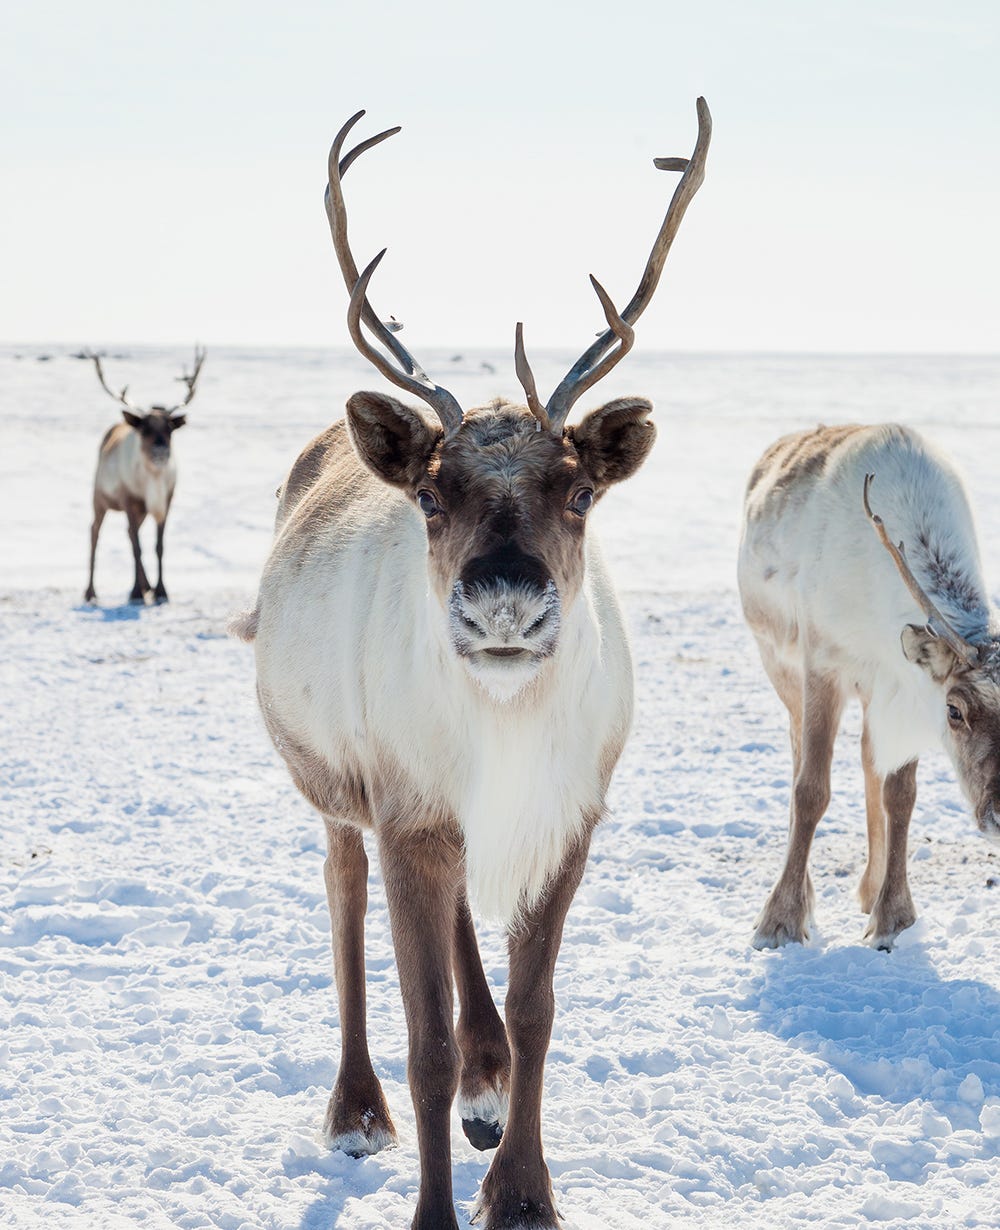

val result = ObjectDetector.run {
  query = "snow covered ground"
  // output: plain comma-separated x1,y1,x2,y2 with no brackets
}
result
2,344,999,1228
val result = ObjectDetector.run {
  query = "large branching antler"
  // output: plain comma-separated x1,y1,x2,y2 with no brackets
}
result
516,96,712,433
325,110,464,437
169,345,206,412
863,473,980,665
86,351,138,412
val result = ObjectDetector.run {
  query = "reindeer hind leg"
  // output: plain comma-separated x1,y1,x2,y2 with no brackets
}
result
453,891,510,1151
753,667,843,948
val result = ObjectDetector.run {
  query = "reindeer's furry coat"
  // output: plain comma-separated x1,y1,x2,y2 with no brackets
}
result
739,423,994,775
244,420,633,923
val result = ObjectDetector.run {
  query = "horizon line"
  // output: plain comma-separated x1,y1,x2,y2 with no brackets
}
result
4,340,1000,362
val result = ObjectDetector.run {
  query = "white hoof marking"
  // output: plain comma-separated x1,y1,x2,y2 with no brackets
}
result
325,1124,397,1156
458,1085,509,1130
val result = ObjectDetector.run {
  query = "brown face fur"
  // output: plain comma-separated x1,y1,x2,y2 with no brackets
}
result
942,673,1000,831
123,408,185,466
421,402,592,605
347,391,654,600
902,625,1000,834
345,391,654,693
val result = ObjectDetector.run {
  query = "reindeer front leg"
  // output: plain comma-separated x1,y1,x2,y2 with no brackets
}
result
322,818,397,1156
378,821,464,1230
153,517,169,603
865,759,918,949
124,496,151,603
152,493,174,603
85,499,107,603
474,834,591,1230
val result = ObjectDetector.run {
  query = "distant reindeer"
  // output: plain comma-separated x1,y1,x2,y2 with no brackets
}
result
234,102,710,1229
84,348,205,604
739,424,1000,951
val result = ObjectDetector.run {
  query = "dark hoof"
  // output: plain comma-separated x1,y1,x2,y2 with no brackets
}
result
153,592,169,604
323,1080,397,1158
462,1117,503,1151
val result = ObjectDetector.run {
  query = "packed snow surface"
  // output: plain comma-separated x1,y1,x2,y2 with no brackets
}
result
2,346,999,1228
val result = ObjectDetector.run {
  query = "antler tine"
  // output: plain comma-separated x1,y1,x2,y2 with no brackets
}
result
86,350,137,411
326,111,463,434
863,473,979,665
542,96,712,433
171,345,206,410
326,112,409,364
515,284,634,430
563,276,636,401
514,323,549,430
349,250,464,436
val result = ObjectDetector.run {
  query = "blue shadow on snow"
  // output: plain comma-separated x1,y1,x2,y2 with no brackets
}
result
740,938,1000,1132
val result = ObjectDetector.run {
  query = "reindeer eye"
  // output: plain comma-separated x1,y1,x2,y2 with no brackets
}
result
947,703,964,726
568,489,594,517
416,490,440,518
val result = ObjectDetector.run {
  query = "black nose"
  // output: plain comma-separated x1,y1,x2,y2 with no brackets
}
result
460,541,550,595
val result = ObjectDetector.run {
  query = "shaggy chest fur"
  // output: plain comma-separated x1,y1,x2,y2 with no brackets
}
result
256,522,631,923
96,425,175,518
252,421,634,922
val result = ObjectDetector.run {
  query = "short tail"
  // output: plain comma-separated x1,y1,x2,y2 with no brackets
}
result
227,607,260,642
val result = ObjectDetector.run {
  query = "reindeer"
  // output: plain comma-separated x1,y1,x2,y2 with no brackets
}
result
233,102,710,1229
739,423,1000,952
84,348,205,604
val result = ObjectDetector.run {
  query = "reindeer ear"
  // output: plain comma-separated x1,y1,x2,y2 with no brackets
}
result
901,625,961,681
568,397,656,487
346,391,439,488
168,414,187,431
122,410,143,429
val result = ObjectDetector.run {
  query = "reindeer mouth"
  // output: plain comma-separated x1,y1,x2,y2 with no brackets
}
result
978,807,1000,842
462,642,546,703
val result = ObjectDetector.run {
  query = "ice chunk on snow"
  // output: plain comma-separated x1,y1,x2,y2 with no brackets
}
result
958,1073,985,1105
980,1099,1000,1139
710,1005,733,1039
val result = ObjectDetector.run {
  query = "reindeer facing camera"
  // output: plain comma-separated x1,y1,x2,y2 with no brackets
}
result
84,348,205,604
236,100,710,1230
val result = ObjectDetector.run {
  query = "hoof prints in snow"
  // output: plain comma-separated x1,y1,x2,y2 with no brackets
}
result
2,584,997,1228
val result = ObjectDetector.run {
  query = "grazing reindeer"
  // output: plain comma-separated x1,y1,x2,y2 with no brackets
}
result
235,102,710,1229
739,424,1000,951
84,348,205,604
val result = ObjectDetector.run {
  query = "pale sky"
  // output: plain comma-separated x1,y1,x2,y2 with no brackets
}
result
3,0,998,352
